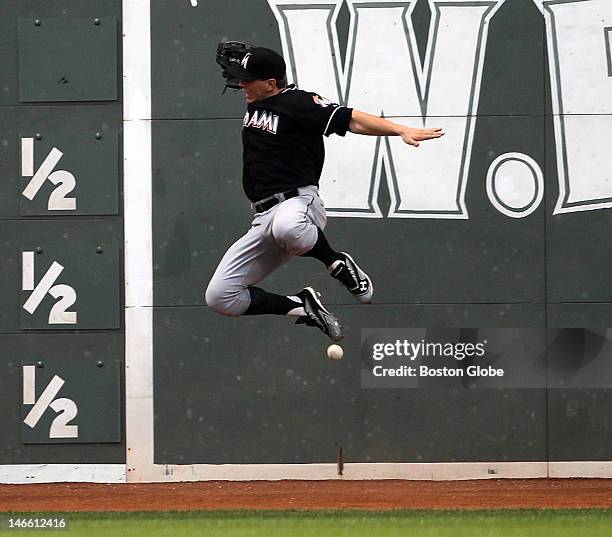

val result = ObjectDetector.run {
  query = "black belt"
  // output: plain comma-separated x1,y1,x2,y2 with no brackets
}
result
253,189,299,213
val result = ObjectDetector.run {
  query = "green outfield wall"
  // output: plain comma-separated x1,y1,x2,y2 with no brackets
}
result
1,0,611,483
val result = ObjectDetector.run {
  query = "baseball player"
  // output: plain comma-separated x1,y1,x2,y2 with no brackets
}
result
206,42,443,341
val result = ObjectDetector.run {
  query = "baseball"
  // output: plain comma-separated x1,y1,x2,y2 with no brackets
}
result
327,344,343,361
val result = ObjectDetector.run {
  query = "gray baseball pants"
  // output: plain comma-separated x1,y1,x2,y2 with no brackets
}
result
205,185,327,316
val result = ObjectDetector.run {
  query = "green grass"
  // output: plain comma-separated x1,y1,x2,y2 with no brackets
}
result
1,509,611,537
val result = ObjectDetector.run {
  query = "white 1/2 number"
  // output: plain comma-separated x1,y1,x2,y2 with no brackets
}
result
22,368,79,439
21,139,77,211
22,255,78,325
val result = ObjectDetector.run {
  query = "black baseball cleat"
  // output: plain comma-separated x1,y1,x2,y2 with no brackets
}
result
295,287,343,341
330,252,373,304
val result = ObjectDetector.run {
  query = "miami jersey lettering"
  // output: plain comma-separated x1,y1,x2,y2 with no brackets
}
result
243,110,280,134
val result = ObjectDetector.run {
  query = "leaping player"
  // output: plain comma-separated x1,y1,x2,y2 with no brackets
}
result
206,42,444,341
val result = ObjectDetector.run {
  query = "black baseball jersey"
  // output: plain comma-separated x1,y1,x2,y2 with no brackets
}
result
241,84,353,202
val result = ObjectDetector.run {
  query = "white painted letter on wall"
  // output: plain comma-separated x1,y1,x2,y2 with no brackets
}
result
269,0,505,218
534,0,612,214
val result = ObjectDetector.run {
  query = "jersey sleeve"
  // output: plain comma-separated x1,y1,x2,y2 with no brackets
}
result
292,92,353,137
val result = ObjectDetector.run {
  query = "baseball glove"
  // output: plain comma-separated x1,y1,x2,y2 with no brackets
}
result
215,41,252,92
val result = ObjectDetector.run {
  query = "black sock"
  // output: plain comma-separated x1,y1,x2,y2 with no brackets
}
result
243,286,301,316
301,227,343,267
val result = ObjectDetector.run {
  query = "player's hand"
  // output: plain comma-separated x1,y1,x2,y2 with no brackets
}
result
399,126,444,147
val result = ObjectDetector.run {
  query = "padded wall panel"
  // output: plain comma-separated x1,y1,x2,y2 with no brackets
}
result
154,303,545,464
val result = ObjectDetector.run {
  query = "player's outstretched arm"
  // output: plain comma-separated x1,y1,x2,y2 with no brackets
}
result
348,109,444,147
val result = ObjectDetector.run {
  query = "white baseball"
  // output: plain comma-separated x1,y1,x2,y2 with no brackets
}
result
327,344,343,361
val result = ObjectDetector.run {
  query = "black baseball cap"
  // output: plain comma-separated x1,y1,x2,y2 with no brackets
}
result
224,47,286,82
